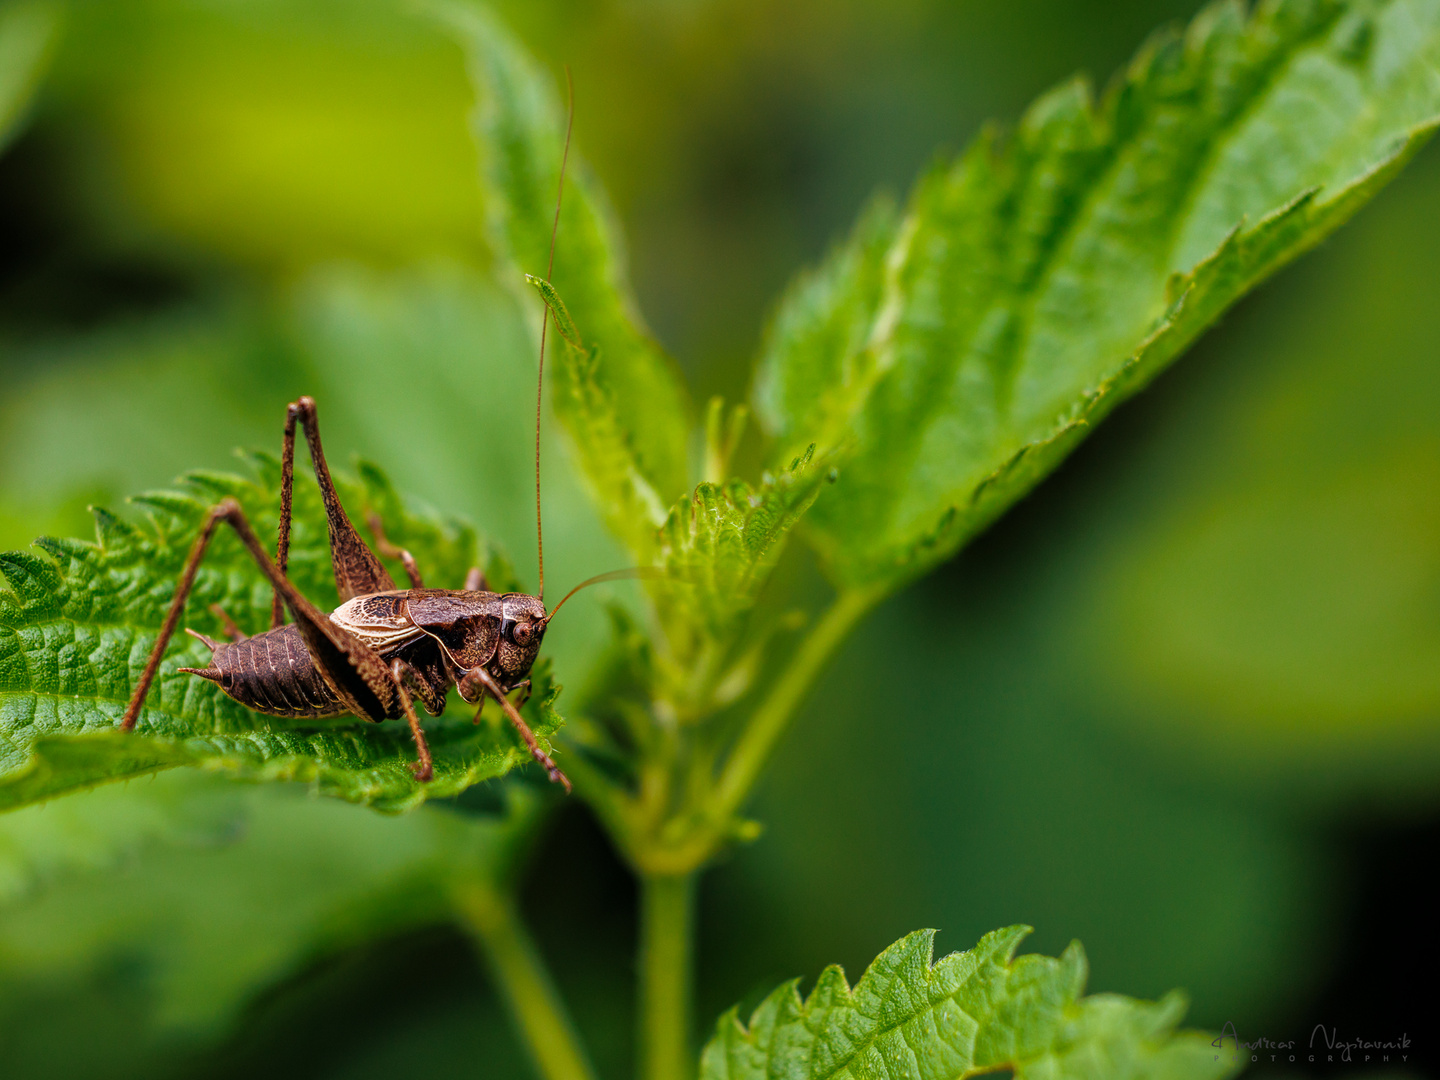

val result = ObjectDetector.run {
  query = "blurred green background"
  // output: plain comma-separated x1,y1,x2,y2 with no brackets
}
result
1,0,1436,1077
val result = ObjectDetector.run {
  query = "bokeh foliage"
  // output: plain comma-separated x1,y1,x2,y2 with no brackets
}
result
0,770,547,1077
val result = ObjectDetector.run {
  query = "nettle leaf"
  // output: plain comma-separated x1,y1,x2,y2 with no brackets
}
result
443,1,693,560
559,337,675,557
701,927,1236,1080
0,459,561,814
657,448,826,653
0,0,59,153
758,0,1440,591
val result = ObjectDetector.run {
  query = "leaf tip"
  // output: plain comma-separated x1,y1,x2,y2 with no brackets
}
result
1059,938,1089,996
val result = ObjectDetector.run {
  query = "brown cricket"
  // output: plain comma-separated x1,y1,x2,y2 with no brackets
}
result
117,83,613,788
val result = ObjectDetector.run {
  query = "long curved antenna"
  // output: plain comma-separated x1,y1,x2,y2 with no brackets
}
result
536,65,575,603
544,566,667,623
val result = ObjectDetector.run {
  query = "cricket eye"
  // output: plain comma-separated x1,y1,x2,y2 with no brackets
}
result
513,622,535,645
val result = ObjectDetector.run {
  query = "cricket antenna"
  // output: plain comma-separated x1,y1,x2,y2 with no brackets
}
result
544,567,667,623
535,65,574,603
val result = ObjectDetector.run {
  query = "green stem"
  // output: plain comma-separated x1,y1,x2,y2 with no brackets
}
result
638,870,696,1080
455,882,598,1080
711,586,879,823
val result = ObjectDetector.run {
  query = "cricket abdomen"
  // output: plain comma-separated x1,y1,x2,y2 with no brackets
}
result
183,624,349,719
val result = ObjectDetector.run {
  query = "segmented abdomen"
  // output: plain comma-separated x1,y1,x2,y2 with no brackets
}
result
204,625,348,719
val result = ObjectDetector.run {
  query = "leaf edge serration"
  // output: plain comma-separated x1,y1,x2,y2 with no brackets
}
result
701,926,1241,1080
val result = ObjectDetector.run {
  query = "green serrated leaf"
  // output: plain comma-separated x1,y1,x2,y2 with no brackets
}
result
701,927,1237,1080
439,0,693,560
758,0,1440,592
0,461,564,814
657,447,825,648
0,0,59,153
558,340,676,553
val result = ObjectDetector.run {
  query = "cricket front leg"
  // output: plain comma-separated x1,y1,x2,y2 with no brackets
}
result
460,666,569,792
510,679,532,711
465,677,526,719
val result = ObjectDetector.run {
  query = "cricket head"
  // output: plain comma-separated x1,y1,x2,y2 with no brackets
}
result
495,592,548,681
491,568,659,687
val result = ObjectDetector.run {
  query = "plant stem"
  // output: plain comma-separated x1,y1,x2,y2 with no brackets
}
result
455,882,598,1080
639,870,696,1080
712,585,878,823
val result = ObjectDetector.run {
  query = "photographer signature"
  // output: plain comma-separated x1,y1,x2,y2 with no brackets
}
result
1211,1021,1412,1066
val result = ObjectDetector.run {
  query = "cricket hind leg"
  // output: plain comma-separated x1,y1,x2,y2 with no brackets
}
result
122,500,438,780
272,396,396,628
122,502,238,732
